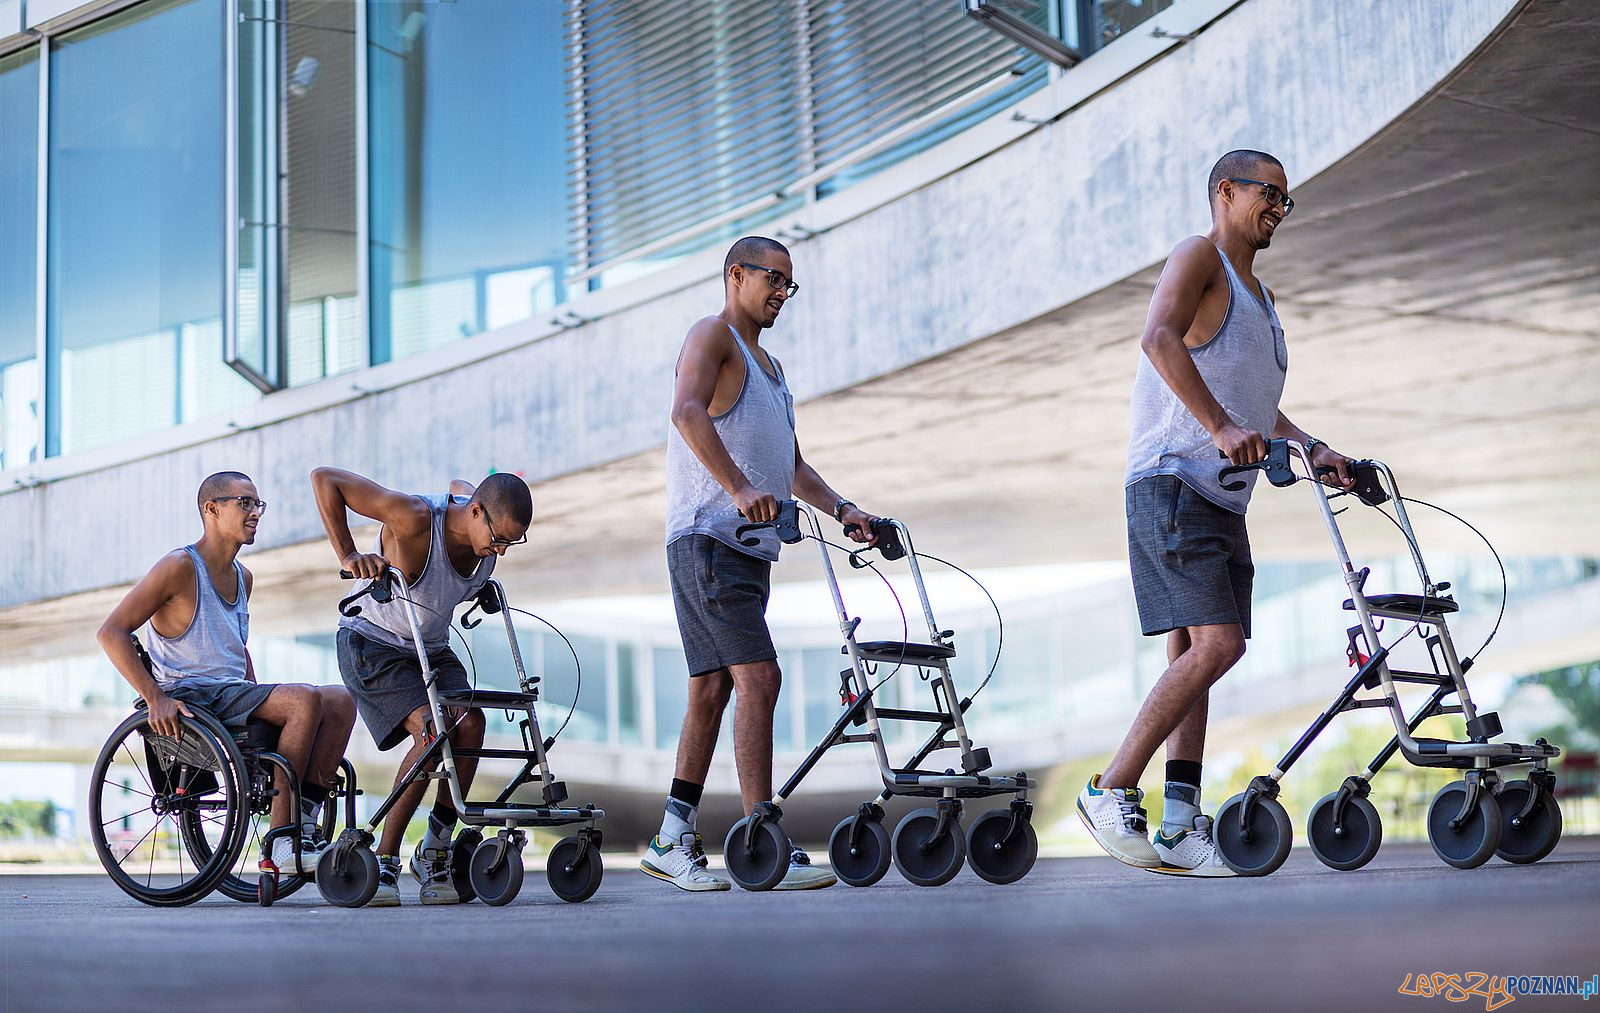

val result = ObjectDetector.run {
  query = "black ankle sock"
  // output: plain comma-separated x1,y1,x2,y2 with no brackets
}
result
299,781,329,805
1165,760,1202,789
430,803,458,829
669,778,704,808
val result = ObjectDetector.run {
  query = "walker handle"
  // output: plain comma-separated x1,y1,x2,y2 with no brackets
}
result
844,518,906,561
338,568,395,617
1217,439,1296,491
734,499,803,545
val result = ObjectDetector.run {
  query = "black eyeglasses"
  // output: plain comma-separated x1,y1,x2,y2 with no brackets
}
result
1227,178,1294,215
736,262,799,298
481,505,527,548
211,496,267,515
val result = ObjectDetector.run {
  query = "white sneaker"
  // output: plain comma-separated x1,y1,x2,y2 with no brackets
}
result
368,856,401,907
265,830,328,877
1076,774,1162,868
774,847,836,891
1151,815,1237,877
640,833,731,892
410,842,461,904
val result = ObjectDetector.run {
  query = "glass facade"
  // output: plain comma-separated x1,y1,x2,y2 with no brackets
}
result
0,47,38,472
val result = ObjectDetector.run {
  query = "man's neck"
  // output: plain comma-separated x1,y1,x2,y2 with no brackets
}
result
718,307,761,347
441,503,479,576
193,530,242,570
1208,227,1259,277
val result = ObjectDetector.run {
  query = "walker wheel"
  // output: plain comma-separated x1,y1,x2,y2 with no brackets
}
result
965,808,1038,885
723,815,790,891
827,814,891,888
1306,792,1383,871
546,834,604,903
1493,780,1561,865
452,827,483,904
892,807,967,887
470,837,526,907
1426,781,1502,869
316,839,380,908
1214,792,1292,877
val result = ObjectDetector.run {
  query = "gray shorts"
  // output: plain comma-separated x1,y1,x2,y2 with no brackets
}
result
1126,475,1254,638
163,676,276,733
668,534,776,678
336,627,470,751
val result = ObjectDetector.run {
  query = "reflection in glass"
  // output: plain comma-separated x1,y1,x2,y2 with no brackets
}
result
367,0,568,363
0,48,39,471
45,0,256,456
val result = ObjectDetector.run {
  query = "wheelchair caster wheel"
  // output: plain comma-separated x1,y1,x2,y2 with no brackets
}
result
470,835,526,907
1307,792,1383,871
316,839,380,908
452,827,483,904
1494,780,1562,865
965,808,1038,885
892,807,966,887
257,866,278,907
828,812,891,888
1427,781,1502,869
546,834,604,903
1215,792,1292,876
723,810,789,892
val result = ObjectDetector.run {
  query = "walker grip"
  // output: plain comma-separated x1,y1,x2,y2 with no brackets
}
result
1217,439,1296,491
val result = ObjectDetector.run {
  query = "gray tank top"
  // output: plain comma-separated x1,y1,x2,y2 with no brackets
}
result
146,545,250,687
665,322,797,561
1125,243,1288,514
339,493,495,650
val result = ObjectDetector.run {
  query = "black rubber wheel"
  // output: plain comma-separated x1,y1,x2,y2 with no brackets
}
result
89,710,248,907
546,835,604,903
316,840,380,908
257,869,277,907
723,816,790,892
1494,780,1561,865
892,807,967,887
965,809,1039,885
1306,792,1383,872
1426,781,1503,870
470,838,526,907
452,827,483,904
1214,792,1293,877
828,814,892,888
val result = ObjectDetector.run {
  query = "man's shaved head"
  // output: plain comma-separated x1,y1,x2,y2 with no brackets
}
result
470,472,533,527
1208,149,1284,210
197,471,252,513
724,236,789,277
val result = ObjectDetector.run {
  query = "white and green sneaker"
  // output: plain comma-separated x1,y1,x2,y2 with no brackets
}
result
410,842,461,904
774,847,836,891
1076,774,1162,868
1151,815,1237,877
368,855,401,907
640,833,730,892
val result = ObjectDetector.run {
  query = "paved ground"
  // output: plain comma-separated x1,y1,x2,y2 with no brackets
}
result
3,839,1597,1012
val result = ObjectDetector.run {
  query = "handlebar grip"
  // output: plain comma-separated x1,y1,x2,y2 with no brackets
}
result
339,569,354,579
1217,438,1296,491
734,499,802,545
337,569,394,617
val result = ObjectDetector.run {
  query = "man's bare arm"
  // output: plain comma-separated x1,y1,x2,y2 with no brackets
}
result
670,318,776,522
1139,237,1266,467
96,553,194,736
309,467,430,577
1273,411,1354,487
793,442,877,544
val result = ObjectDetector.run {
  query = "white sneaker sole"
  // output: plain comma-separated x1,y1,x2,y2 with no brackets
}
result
367,890,401,908
1076,797,1163,868
773,871,837,891
639,859,731,892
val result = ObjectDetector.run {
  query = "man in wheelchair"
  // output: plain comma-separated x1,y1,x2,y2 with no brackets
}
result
97,471,357,877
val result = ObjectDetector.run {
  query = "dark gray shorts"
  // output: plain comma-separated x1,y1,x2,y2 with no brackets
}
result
336,628,470,751
163,676,276,733
668,534,776,678
1126,475,1254,638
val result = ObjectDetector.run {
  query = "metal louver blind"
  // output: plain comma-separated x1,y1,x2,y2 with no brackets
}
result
568,0,1043,279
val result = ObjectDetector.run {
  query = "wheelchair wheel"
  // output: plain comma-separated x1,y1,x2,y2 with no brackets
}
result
316,833,380,907
452,827,483,904
546,834,604,903
723,815,789,892
1306,792,1383,872
892,807,967,887
470,836,526,907
965,808,1038,885
1214,792,1293,877
828,813,891,888
1427,781,1502,869
1494,780,1562,865
89,710,248,906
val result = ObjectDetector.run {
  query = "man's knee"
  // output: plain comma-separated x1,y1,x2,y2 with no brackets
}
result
731,660,782,709
1189,626,1246,675
267,683,322,724
317,686,355,723
452,708,485,741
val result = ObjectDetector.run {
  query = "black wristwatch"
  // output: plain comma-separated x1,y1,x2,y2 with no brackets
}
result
1303,436,1325,456
833,498,854,522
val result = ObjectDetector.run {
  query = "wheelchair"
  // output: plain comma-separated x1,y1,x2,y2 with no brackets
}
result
88,635,359,907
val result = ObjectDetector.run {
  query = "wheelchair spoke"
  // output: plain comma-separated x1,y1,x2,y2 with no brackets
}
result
101,804,155,829
112,813,163,865
119,740,157,797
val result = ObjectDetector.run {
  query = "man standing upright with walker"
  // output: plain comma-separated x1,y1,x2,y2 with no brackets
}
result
1079,150,1356,875
642,236,879,892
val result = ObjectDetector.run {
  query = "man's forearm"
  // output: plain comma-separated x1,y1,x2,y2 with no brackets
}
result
793,463,842,513
98,629,167,703
1271,411,1310,442
311,473,360,564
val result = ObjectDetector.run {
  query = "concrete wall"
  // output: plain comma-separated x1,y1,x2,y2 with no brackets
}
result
0,0,1523,609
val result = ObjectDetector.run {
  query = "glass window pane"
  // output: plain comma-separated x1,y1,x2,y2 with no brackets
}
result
542,632,609,743
367,0,569,363
652,647,689,752
46,0,255,457
0,47,39,471
617,643,642,746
